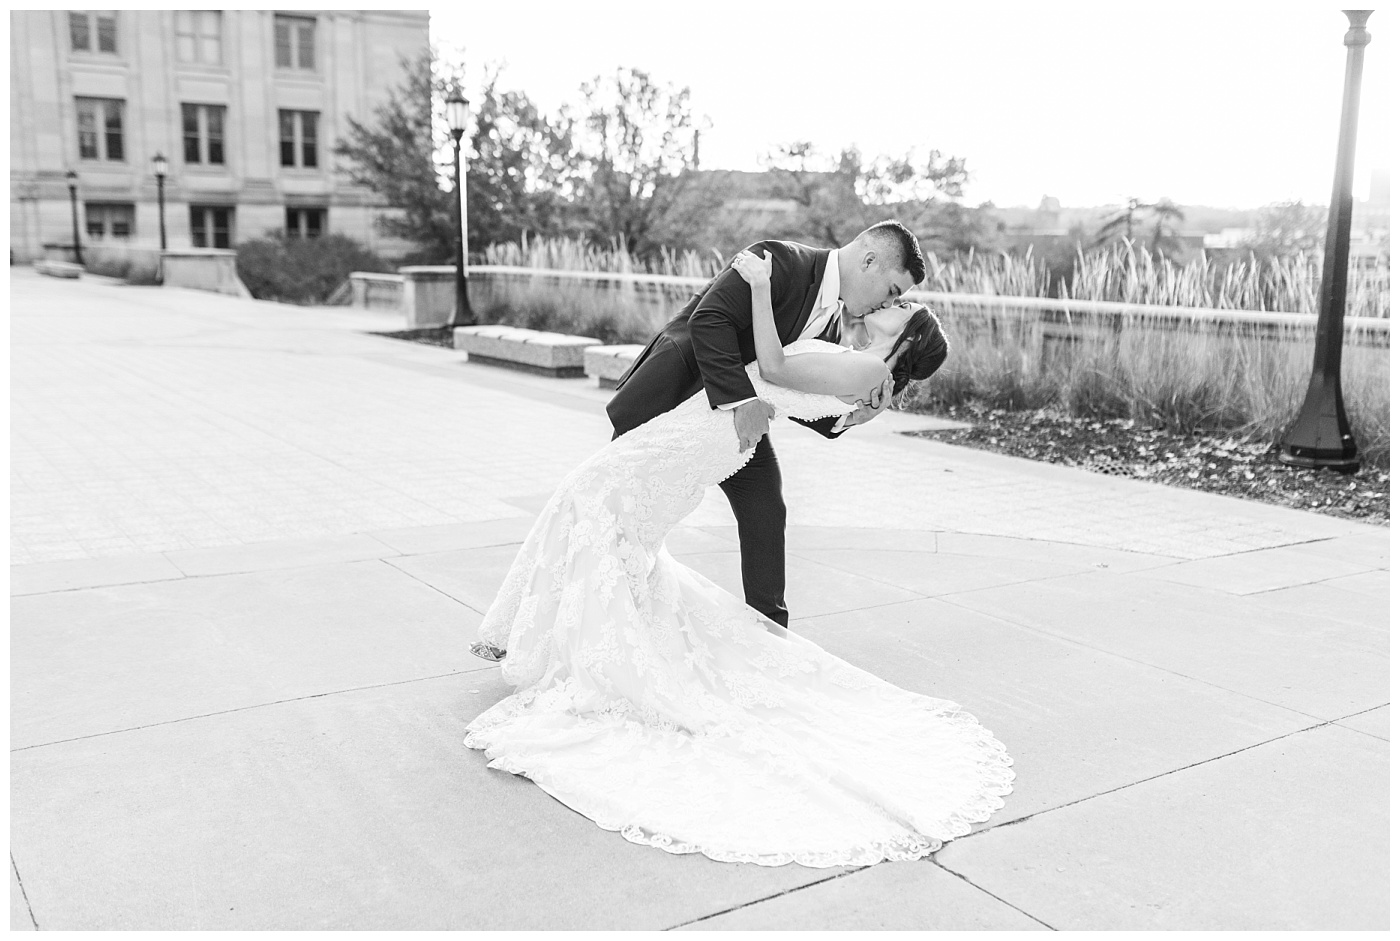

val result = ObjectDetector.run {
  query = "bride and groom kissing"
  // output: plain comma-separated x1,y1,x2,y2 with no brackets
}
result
466,220,1013,867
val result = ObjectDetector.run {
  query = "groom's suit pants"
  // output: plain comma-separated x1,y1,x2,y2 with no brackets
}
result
718,434,788,628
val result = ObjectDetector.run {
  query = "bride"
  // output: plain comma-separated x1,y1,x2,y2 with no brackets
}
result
466,249,1013,867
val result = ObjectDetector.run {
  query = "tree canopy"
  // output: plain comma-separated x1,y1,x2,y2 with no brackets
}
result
334,55,1000,265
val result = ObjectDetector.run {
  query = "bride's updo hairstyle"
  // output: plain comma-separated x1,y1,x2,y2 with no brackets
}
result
889,304,948,400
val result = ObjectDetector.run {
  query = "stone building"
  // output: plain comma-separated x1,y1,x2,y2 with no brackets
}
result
9,9,429,264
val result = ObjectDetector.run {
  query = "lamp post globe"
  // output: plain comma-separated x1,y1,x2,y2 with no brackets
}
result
150,152,169,251
445,93,474,327
65,170,83,266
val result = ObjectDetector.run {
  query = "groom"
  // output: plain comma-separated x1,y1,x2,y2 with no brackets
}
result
607,220,926,628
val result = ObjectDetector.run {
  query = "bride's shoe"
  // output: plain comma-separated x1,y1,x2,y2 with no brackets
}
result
470,642,507,662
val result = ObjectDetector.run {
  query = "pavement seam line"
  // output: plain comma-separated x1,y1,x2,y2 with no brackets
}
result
10,572,189,598
374,537,527,559
665,867,867,929
9,527,539,596
933,592,1354,721
1242,568,1390,597
10,669,486,754
1325,702,1391,742
11,854,39,930
377,556,487,614
927,859,1057,930
954,717,1336,841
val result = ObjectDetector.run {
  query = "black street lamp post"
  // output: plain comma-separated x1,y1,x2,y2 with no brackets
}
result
445,93,475,327
1279,9,1372,474
151,152,169,250
65,170,83,266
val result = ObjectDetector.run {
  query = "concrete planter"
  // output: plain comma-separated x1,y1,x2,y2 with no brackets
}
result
583,344,645,389
453,325,603,378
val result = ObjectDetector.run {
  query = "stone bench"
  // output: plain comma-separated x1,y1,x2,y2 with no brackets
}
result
34,260,83,279
453,325,603,378
584,344,645,390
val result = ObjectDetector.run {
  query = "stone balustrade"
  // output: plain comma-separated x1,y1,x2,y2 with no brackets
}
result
160,249,251,297
349,272,405,311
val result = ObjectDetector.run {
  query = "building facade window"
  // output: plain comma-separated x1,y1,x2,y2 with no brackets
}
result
273,15,315,70
285,207,326,239
175,10,222,65
278,110,319,169
84,202,134,240
69,11,118,54
75,97,125,161
190,205,234,248
181,103,226,165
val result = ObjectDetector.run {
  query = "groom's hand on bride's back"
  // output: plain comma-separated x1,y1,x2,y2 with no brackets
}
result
733,398,775,452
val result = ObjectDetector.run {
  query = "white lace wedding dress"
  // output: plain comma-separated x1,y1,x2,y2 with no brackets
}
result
466,338,1013,867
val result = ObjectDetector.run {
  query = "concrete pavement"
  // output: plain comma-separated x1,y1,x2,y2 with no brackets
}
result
8,268,1389,929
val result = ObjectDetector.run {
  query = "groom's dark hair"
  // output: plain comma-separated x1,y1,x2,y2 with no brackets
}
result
858,220,926,285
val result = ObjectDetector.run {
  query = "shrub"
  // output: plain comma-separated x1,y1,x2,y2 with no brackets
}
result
80,244,161,284
236,232,394,305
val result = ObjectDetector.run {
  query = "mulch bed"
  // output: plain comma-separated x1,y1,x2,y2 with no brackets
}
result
368,329,1389,525
905,404,1389,524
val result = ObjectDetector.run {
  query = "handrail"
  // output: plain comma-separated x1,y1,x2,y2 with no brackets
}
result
460,265,1389,329
910,290,1390,332
468,264,709,289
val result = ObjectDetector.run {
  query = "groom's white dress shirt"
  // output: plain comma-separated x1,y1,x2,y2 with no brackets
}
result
722,251,851,431
799,250,844,340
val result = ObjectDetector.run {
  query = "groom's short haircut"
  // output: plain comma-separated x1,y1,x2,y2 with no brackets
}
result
858,220,926,286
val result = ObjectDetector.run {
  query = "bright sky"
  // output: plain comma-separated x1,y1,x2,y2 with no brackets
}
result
429,0,1392,210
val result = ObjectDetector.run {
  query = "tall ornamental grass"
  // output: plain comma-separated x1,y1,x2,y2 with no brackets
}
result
470,272,692,345
905,303,1389,466
484,236,1388,318
1066,242,1389,318
474,235,721,343
473,236,1389,463
483,234,724,278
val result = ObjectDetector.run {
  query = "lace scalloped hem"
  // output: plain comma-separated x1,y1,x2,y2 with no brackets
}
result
463,727,1015,869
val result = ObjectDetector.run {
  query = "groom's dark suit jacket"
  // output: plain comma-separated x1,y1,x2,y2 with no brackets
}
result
607,239,844,439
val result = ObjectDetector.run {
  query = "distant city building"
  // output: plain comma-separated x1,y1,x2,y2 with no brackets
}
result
1351,168,1390,270
1203,227,1255,250
9,9,430,263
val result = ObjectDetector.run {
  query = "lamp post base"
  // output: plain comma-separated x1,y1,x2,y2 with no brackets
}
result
1277,445,1360,475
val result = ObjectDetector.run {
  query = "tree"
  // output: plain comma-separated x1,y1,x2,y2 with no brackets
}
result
1091,197,1183,257
1241,200,1326,260
462,66,577,249
1145,199,1185,256
762,142,993,256
333,50,462,262
568,67,706,258
334,52,574,262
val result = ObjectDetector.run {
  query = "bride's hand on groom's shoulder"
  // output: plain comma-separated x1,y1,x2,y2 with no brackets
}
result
731,249,772,286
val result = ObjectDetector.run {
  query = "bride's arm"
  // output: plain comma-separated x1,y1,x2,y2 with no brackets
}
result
731,249,789,382
731,249,890,401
